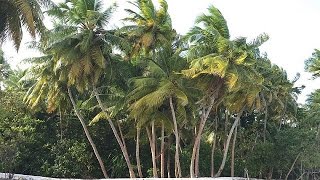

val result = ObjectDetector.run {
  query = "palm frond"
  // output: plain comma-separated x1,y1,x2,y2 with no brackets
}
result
195,5,230,39
90,111,110,126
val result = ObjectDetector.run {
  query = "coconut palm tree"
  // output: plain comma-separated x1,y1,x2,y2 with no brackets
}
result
0,0,53,50
45,0,137,177
128,43,194,177
123,0,175,177
254,55,300,141
305,49,320,79
183,6,265,177
305,89,320,137
214,69,263,177
23,46,110,178
122,0,174,58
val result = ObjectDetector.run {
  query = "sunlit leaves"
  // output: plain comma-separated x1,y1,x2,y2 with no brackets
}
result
123,0,173,56
305,49,320,79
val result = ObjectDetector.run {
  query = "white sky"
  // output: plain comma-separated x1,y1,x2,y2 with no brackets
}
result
2,0,320,104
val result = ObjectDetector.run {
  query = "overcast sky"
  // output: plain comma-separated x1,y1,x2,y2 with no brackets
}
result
2,0,320,103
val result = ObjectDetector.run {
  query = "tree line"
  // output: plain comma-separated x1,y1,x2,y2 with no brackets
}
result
0,0,319,179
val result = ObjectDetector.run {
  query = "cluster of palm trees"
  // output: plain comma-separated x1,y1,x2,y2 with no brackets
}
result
0,0,305,178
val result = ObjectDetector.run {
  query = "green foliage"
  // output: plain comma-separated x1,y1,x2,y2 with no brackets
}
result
0,91,43,174
305,49,320,79
0,49,11,84
122,0,174,56
41,139,94,178
1,1,319,179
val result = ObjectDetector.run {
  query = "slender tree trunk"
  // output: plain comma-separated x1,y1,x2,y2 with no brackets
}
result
261,94,268,142
211,118,218,177
67,87,108,178
224,110,229,147
195,141,200,177
279,104,287,131
215,110,243,177
285,152,301,180
210,133,216,177
117,121,132,176
151,121,158,177
263,108,268,142
231,123,238,177
146,124,158,177
190,97,215,177
160,121,165,178
279,119,282,130
267,167,273,180
169,97,181,177
190,110,205,177
300,161,303,180
136,127,143,178
297,172,305,180
251,133,259,151
245,168,250,179
167,136,172,178
59,107,63,141
117,121,128,154
93,87,135,178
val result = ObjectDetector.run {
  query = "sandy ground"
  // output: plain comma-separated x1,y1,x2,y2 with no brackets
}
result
0,173,261,180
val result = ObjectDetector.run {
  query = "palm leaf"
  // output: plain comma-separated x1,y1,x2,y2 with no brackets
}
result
90,111,110,126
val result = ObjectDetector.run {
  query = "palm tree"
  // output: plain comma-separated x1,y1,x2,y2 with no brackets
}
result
305,89,320,137
0,0,52,50
183,6,264,177
46,0,137,177
215,71,263,177
254,56,300,141
305,49,320,78
255,58,273,142
23,46,110,178
122,0,174,58
123,0,175,177
128,44,192,177
183,6,232,177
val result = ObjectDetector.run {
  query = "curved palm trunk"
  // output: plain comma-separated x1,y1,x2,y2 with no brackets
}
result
160,122,165,178
190,97,215,177
231,124,238,177
117,122,127,149
67,87,108,178
151,121,158,177
59,107,63,141
195,141,200,177
169,97,181,177
261,93,268,142
146,123,158,178
117,121,131,172
224,110,229,147
215,110,243,177
136,127,143,178
210,133,217,177
167,136,172,178
211,118,218,177
93,87,135,178
285,152,301,180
